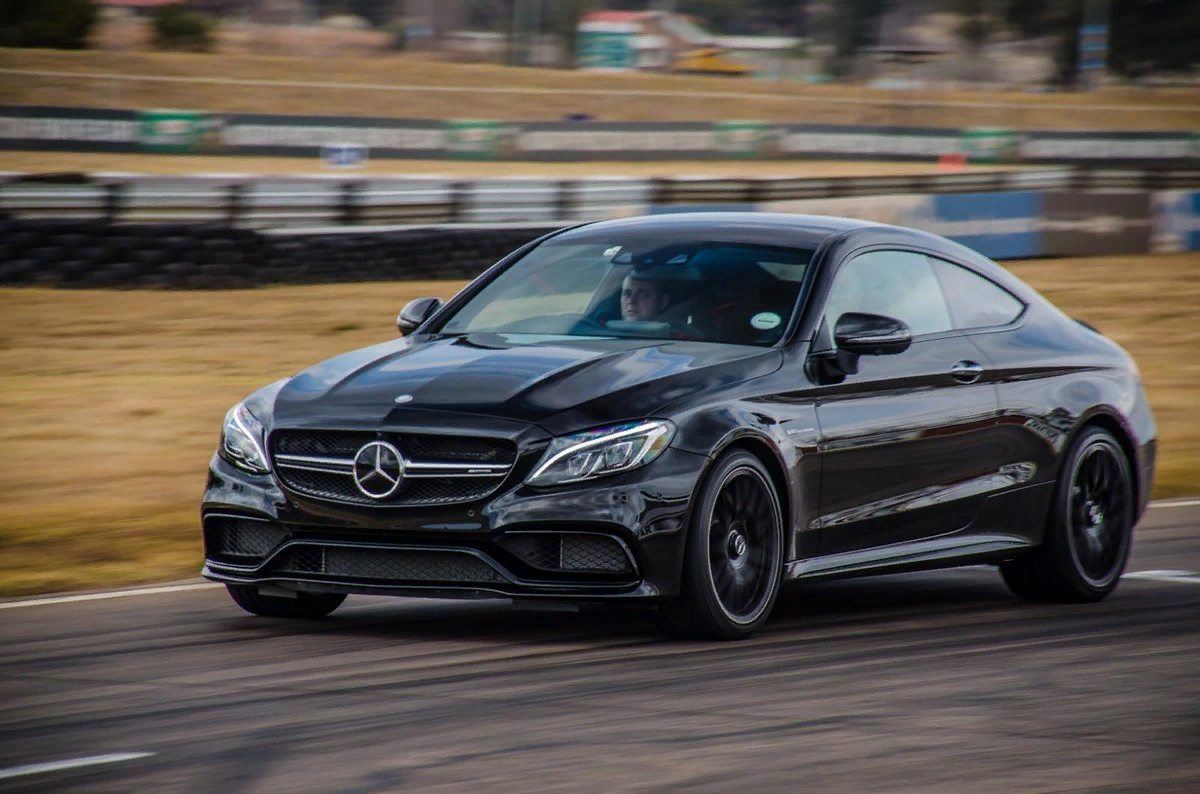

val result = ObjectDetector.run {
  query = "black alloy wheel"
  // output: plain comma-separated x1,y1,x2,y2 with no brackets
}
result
660,450,784,639
1001,426,1135,602
226,584,346,619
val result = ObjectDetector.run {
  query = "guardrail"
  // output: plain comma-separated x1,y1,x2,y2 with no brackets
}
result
4,168,1199,229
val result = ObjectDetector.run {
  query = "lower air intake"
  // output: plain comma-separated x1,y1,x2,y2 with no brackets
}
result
272,545,505,584
498,533,633,574
206,517,289,563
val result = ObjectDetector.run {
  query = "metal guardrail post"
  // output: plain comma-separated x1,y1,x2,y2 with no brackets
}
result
650,178,672,207
448,181,469,223
339,181,363,226
103,182,125,223
555,180,576,222
225,183,245,226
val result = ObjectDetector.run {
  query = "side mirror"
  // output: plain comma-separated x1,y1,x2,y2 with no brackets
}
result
396,297,443,335
834,312,912,356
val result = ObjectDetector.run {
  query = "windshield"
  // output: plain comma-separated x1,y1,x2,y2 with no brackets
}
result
436,232,814,347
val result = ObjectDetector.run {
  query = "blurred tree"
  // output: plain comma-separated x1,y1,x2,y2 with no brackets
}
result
958,0,992,55
828,0,886,78
1109,0,1200,75
0,0,98,49
553,0,596,67
152,3,217,51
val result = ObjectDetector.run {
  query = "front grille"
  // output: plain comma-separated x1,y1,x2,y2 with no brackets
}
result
498,533,634,574
205,517,289,563
277,469,504,506
270,545,505,584
269,429,516,507
272,430,516,464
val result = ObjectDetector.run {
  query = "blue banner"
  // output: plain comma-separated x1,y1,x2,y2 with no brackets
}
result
924,192,1043,259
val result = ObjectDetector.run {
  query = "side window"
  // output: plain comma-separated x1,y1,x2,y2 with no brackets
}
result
823,250,953,337
931,257,1025,330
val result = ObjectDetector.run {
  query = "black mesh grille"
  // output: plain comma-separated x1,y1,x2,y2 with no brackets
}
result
272,545,504,583
561,535,632,573
270,429,516,507
276,468,506,506
207,518,289,562
271,430,516,464
498,533,633,574
273,430,372,457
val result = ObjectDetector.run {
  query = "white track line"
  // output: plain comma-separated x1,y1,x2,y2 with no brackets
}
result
0,753,154,781
1122,570,1200,585
0,582,219,610
1148,498,1200,509
1,68,1196,112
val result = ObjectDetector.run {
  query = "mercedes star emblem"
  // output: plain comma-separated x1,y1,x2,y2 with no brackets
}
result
352,440,406,499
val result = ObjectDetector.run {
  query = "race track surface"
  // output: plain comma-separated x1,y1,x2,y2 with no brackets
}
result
2,504,1198,793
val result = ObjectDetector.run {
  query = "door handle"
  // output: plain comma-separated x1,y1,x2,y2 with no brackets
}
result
950,360,984,384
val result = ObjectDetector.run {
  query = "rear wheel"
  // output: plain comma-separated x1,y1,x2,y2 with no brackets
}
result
1001,426,1134,602
226,584,346,619
660,451,784,640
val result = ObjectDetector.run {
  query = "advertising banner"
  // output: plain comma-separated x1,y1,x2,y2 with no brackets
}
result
0,106,138,153
137,110,220,153
761,192,1043,260
1042,191,1152,256
712,122,781,159
516,122,715,160
1152,191,1200,252
961,128,1022,164
925,192,1042,260
443,121,521,160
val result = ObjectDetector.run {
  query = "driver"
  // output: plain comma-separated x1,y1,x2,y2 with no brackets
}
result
620,272,672,322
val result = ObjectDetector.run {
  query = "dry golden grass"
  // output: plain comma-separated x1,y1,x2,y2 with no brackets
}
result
2,48,1197,130
0,252,1196,596
0,150,1018,178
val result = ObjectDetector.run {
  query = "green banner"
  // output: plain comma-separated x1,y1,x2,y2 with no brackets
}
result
961,127,1022,164
442,120,520,160
137,109,223,153
712,121,783,159
576,31,634,70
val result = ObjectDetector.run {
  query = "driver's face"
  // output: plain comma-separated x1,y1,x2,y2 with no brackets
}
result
621,276,667,321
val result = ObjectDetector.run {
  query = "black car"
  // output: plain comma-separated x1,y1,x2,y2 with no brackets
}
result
202,212,1156,639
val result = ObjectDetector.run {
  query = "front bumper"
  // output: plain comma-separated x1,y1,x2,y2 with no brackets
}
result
201,445,706,601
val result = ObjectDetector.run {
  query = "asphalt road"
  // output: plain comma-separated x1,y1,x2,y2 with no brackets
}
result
2,504,1198,794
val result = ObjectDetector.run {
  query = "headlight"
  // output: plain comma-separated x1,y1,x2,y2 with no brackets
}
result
220,402,269,475
526,420,675,487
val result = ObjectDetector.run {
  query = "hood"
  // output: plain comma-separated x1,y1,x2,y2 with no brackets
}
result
272,332,781,428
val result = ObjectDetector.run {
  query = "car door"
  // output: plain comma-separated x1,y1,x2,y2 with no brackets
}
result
812,249,1003,555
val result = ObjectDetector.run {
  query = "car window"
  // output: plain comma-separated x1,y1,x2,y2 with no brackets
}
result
435,236,815,346
823,250,953,336
930,257,1025,329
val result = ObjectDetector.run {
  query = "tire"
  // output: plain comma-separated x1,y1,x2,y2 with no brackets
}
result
225,584,346,619
1000,426,1135,603
660,450,785,640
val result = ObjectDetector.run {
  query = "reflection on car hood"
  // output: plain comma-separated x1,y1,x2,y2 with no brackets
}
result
273,332,781,427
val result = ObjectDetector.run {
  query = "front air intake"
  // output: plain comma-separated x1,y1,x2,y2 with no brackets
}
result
498,532,634,575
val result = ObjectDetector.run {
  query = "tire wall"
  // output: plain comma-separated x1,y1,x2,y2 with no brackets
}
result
0,219,561,289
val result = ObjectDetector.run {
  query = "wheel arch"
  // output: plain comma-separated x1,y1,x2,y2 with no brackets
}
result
705,432,794,558
1077,411,1142,516
1048,408,1141,529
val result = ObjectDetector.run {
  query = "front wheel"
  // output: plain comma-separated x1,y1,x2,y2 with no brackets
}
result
660,451,785,640
226,584,346,619
1000,426,1135,602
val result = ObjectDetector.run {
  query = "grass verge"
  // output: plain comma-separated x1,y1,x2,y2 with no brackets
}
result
1,252,1196,596
1,48,1197,130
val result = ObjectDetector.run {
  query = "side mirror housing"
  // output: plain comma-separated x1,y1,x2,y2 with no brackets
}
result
834,312,912,356
396,297,443,335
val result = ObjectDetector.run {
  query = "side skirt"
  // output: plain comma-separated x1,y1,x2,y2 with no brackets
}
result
784,533,1034,583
